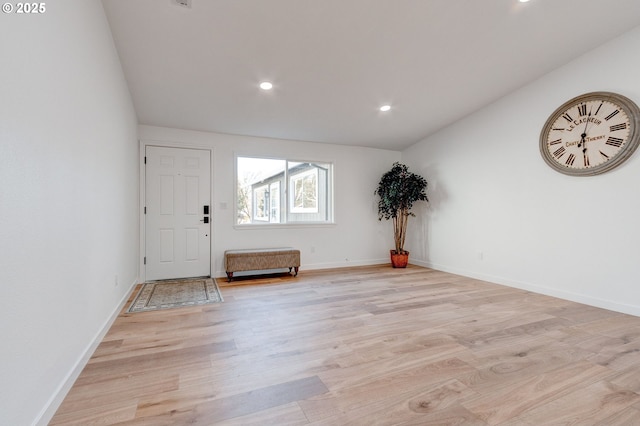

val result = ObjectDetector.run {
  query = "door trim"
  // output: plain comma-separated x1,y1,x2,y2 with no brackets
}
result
139,139,215,283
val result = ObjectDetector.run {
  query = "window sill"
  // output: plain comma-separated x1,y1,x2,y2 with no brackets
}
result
233,222,337,231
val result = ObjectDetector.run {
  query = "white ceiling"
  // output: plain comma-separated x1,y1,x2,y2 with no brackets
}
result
102,0,640,150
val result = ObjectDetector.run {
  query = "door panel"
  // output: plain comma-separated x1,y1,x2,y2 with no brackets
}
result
146,146,211,280
185,228,199,260
160,175,174,215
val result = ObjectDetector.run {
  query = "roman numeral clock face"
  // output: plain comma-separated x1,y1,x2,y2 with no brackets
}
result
540,92,640,176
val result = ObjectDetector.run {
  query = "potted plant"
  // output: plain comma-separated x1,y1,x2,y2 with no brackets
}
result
374,162,428,268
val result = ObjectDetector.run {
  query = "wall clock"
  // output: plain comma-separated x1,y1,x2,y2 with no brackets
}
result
540,91,640,176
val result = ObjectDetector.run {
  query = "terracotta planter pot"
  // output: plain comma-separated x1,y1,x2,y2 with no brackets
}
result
390,250,409,268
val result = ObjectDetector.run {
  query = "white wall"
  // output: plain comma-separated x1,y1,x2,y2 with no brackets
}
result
403,26,640,316
139,125,400,278
0,1,139,424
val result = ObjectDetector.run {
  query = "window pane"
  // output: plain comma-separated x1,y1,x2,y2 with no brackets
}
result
269,182,280,223
287,161,330,223
290,168,317,213
237,157,285,224
253,184,269,221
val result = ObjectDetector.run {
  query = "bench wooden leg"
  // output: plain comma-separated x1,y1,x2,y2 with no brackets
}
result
226,272,233,282
294,266,299,276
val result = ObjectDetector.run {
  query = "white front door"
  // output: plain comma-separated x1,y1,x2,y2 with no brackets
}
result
145,146,211,280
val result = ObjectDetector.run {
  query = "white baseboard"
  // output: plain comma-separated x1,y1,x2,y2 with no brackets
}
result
34,277,139,426
214,258,389,279
300,258,389,271
412,259,640,317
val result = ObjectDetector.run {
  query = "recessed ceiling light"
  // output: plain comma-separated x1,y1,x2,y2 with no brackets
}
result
380,105,391,112
519,0,530,3
259,81,273,90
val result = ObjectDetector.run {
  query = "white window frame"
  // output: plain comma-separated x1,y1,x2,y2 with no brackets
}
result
235,155,334,227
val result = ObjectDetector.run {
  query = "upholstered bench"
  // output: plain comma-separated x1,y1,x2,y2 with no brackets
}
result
224,247,300,282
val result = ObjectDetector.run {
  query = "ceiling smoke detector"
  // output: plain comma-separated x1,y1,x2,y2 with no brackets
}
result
172,0,192,9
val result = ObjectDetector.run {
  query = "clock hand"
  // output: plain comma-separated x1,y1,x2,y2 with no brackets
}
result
583,108,592,133
581,109,592,166
578,108,592,149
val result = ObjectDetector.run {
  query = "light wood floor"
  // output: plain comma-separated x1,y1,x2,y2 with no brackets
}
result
51,265,640,425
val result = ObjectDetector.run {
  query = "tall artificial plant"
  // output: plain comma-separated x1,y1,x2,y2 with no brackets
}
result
375,162,428,254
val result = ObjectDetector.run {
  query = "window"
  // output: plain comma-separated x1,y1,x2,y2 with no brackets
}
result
253,184,269,222
236,156,333,225
290,167,318,213
269,182,280,223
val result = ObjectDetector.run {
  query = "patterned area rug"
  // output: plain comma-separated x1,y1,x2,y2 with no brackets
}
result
127,277,223,313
